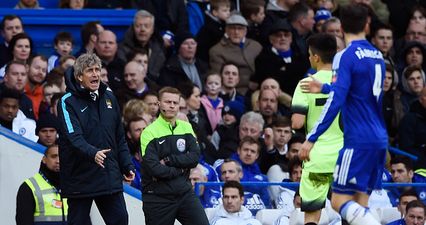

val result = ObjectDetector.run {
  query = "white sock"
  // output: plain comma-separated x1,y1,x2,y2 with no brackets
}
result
340,201,380,225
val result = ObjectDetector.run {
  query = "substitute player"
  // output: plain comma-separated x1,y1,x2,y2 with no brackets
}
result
292,33,343,225
300,4,388,225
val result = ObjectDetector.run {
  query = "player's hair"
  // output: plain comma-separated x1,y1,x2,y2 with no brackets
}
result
158,87,181,100
73,53,101,79
271,116,291,128
288,157,302,178
405,200,426,215
390,156,414,172
238,136,260,153
288,132,305,146
222,180,244,197
399,188,419,202
0,87,22,103
80,21,101,47
339,3,369,34
1,14,22,31
222,158,243,173
371,23,393,39
307,33,337,64
5,60,26,75
220,62,239,76
240,111,265,131
54,31,73,45
288,3,312,23
241,0,265,20
134,10,155,25
211,0,231,11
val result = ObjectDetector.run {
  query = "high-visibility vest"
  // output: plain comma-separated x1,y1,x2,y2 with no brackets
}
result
24,173,68,223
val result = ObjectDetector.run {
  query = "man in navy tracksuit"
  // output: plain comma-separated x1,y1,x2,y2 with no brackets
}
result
57,53,135,225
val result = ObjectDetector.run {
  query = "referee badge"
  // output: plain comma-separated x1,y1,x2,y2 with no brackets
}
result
176,139,186,152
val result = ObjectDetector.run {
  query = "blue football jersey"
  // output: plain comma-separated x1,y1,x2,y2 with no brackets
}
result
307,40,388,149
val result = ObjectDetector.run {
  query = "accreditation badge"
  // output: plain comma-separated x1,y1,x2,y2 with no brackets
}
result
51,199,63,208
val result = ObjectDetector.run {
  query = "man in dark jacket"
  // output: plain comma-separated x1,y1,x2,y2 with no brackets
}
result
57,53,135,225
140,87,209,225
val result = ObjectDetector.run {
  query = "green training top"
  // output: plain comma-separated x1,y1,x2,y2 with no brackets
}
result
291,70,343,173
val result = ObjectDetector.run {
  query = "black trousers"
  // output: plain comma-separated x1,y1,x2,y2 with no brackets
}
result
68,192,128,225
143,191,209,225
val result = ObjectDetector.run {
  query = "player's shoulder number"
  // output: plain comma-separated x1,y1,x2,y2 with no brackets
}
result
372,64,382,102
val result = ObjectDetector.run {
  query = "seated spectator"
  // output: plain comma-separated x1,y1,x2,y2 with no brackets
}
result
196,0,230,62
25,55,48,120
15,0,43,9
0,33,33,80
321,17,343,38
159,32,208,89
126,49,149,77
0,61,35,119
189,164,221,208
241,0,266,44
58,55,76,72
218,63,246,107
141,91,159,121
36,113,58,147
210,100,244,162
0,87,37,141
209,13,262,94
274,157,301,211
122,99,153,126
48,32,74,72
371,23,396,67
39,82,61,116
94,30,125,92
399,87,426,171
388,156,426,206
15,145,67,225
386,200,425,225
400,65,425,113
253,19,308,96
219,159,268,215
200,73,224,135
257,89,281,126
75,21,104,57
409,5,426,28
210,181,262,225
259,77,293,110
49,93,63,117
313,8,332,33
116,61,158,110
118,10,166,81
398,41,426,78
396,189,419,219
215,137,271,211
59,0,86,9
260,0,296,44
0,15,24,68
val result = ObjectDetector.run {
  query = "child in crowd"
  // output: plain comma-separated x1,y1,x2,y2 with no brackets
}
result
201,73,224,135
38,82,61,116
48,31,73,72
241,0,265,43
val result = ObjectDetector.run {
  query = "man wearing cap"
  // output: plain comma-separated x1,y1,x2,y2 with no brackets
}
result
36,113,59,147
209,13,262,95
253,19,309,95
159,32,208,89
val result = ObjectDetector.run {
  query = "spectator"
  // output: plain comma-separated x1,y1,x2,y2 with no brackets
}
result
200,73,224,134
57,53,135,224
195,0,230,62
259,78,293,110
24,55,48,120
116,61,157,110
122,99,153,126
313,8,332,33
36,113,59,147
16,145,67,225
39,82,62,116
218,63,246,106
0,15,24,67
140,87,209,225
399,87,426,171
241,0,266,44
0,61,35,119
118,10,166,81
387,200,426,225
274,157,301,211
388,156,426,206
409,5,426,28
15,0,43,9
75,21,104,57
209,13,262,94
126,49,149,76
258,89,280,126
94,30,125,92
219,159,268,215
261,0,298,44
141,91,159,120
288,3,315,62
0,33,33,79
371,23,396,67
210,181,262,225
400,65,425,113
189,164,221,208
397,189,419,219
159,32,208,89
321,17,343,38
0,87,37,141
59,0,86,9
253,19,309,96
48,32,74,72
49,93,63,117
397,41,426,77
395,22,426,59
58,55,76,71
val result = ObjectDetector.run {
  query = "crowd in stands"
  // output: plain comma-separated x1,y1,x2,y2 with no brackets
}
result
2,0,426,224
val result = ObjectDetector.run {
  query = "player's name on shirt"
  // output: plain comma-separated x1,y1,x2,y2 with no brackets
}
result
354,47,383,60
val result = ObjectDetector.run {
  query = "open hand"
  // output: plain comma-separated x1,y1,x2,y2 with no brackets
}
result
94,149,111,168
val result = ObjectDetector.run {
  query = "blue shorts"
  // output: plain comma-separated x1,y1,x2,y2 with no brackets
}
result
332,147,386,195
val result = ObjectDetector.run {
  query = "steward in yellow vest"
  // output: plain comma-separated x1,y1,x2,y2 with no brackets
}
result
16,145,68,225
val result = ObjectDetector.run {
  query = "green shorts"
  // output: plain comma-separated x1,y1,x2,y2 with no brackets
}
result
299,171,333,212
